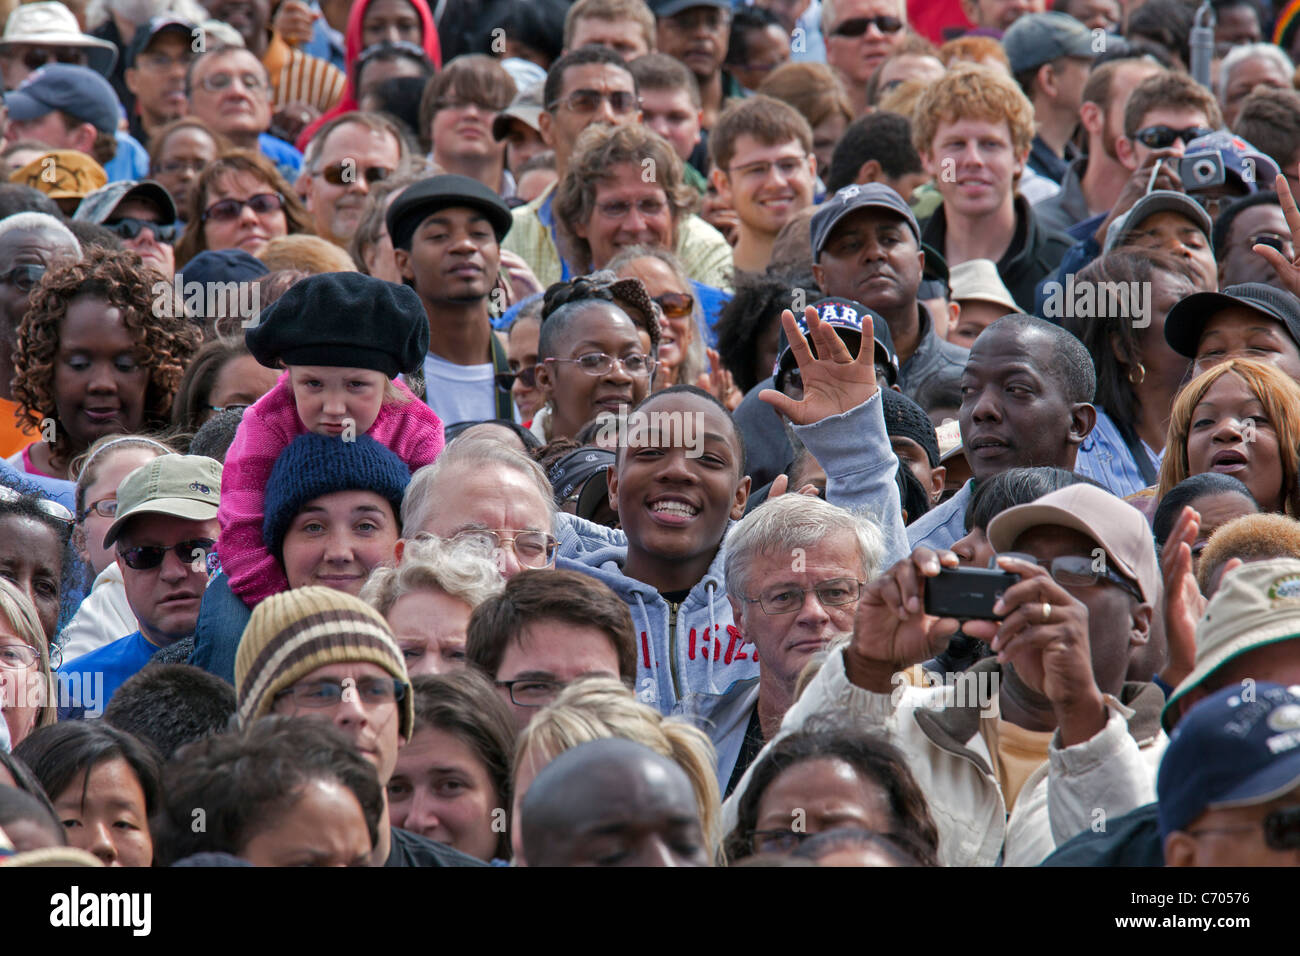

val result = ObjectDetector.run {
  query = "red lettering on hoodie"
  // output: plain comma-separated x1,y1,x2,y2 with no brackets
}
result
641,632,651,669
725,624,752,663
689,628,697,661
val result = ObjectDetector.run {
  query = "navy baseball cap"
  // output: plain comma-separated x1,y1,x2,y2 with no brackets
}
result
1184,131,1280,194
1164,282,1300,359
124,15,196,69
1157,682,1300,841
810,183,920,261
4,63,121,135
386,174,513,251
649,0,730,16
774,297,898,390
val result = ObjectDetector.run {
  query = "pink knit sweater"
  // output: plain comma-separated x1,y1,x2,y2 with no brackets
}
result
218,372,444,606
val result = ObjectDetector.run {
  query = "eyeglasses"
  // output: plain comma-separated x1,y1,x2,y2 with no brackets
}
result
207,403,251,415
0,486,72,525
654,292,694,319
318,162,393,186
0,264,45,293
1186,806,1300,851
494,365,537,392
746,828,818,854
831,15,904,36
743,577,864,615
494,678,566,708
547,89,640,115
201,191,285,223
139,51,193,71
1133,125,1213,150
449,529,558,568
78,496,118,522
998,552,1143,602
596,197,668,219
274,677,407,709
104,218,178,244
0,642,41,670
17,47,87,72
545,352,656,377
119,538,216,571
198,71,267,93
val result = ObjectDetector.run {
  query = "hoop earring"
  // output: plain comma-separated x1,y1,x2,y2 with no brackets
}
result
1128,363,1146,386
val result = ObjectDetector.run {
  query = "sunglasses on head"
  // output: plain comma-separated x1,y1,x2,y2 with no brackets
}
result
831,15,904,36
201,191,285,223
119,538,215,571
104,217,178,244
1134,125,1213,150
0,485,72,525
319,162,392,186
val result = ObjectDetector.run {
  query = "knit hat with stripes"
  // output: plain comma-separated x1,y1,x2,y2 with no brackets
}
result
235,586,414,740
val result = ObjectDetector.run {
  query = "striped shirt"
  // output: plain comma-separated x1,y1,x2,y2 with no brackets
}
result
264,32,346,113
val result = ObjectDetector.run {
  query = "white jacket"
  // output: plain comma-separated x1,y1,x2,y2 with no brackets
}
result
722,647,1167,866
58,564,136,661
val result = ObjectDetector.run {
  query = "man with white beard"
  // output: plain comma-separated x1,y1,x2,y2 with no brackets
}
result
718,494,884,796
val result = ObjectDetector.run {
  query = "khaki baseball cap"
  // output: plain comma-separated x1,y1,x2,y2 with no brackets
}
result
102,454,223,548
948,259,1020,314
986,483,1158,605
1162,559,1300,731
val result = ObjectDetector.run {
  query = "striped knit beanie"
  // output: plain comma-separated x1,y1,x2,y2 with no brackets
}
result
235,586,414,740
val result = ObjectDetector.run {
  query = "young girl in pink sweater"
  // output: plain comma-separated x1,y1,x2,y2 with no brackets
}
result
218,272,444,607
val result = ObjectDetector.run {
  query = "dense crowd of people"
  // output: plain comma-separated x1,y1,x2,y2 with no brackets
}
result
3,0,1300,871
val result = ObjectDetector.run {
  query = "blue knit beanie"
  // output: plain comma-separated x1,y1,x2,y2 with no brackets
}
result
263,433,411,559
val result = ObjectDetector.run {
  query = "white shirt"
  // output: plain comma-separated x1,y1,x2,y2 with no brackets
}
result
422,352,508,426
58,563,137,662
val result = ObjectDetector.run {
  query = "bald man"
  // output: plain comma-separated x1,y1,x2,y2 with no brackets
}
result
519,738,710,867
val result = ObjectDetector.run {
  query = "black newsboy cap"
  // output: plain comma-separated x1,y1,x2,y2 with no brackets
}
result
386,173,513,251
245,272,430,377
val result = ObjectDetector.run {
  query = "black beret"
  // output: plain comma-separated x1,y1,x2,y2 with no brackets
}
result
386,174,513,252
245,272,430,378
881,387,940,468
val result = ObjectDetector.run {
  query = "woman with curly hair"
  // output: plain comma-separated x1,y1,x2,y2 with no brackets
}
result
1156,358,1300,516
172,150,315,267
9,248,201,481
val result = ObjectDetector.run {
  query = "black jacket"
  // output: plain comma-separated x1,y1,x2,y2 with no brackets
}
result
385,827,488,867
1039,803,1164,866
921,195,1074,314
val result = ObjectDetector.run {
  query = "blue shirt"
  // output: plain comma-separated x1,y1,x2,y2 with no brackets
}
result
104,131,150,183
906,480,974,552
58,630,157,720
258,132,304,182
0,459,74,509
1073,406,1161,497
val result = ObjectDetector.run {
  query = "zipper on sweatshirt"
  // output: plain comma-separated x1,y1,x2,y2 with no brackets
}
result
667,600,681,701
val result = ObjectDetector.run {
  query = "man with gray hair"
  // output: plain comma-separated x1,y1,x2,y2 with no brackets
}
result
1217,42,1293,131
0,212,81,411
719,493,885,794
822,0,909,118
300,111,409,248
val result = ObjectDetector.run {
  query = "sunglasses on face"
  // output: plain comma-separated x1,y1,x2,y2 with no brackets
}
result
495,364,538,392
104,217,178,243
119,538,216,571
547,89,640,115
831,15,904,36
0,264,45,293
318,162,392,186
0,485,71,525
201,191,285,223
18,47,87,71
1134,125,1213,150
654,292,694,319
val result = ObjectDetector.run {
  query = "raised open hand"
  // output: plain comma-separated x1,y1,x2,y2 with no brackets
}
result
758,306,877,425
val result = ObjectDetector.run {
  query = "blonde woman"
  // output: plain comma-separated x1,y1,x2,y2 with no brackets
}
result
360,536,504,677
0,578,56,748
511,677,723,864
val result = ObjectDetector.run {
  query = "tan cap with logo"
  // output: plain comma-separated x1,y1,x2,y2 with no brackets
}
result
102,454,223,548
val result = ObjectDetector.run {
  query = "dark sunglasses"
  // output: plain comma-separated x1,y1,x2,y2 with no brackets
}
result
104,217,178,244
495,365,538,392
119,538,216,571
0,264,45,293
831,15,904,36
20,47,86,72
201,191,285,223
1134,125,1213,150
654,291,694,319
319,162,392,186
